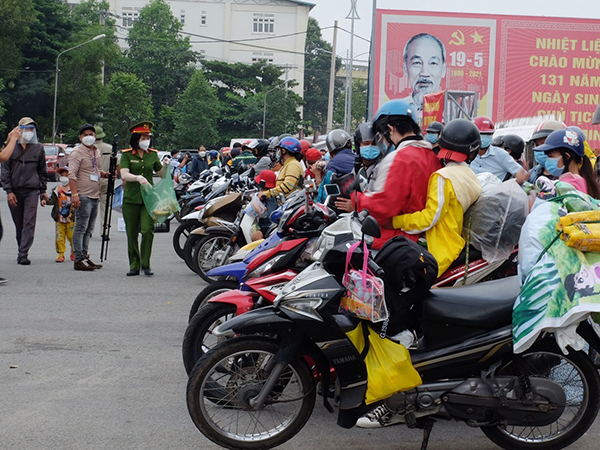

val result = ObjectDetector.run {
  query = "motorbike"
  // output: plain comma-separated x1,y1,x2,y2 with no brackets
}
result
186,212,600,450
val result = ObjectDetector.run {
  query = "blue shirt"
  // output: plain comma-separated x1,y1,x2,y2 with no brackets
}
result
470,145,522,181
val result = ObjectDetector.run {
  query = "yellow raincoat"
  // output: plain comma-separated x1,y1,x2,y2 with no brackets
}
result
392,162,482,276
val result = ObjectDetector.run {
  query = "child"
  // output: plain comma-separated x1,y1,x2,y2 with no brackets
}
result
47,167,75,262
391,119,482,276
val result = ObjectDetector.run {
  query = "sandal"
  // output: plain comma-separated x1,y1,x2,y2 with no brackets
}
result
56,255,65,263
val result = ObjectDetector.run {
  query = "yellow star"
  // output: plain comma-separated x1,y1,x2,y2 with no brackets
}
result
471,31,484,44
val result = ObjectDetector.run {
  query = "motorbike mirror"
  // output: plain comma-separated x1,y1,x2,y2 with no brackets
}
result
237,166,245,175
361,216,381,239
353,176,362,193
259,179,267,190
248,167,256,178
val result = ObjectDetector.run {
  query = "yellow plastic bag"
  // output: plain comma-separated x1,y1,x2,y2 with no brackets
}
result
346,322,422,405
562,222,600,252
557,210,600,231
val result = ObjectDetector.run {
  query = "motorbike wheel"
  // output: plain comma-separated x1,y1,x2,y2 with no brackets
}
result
481,340,600,450
183,303,237,375
187,337,315,450
173,221,200,260
183,234,204,274
188,280,239,322
194,232,238,283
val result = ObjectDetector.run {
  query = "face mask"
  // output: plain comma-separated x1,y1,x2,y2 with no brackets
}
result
199,151,206,158
276,150,281,161
534,151,547,167
480,135,494,149
426,133,438,145
60,176,70,186
22,131,35,142
322,152,331,162
545,155,565,178
82,135,96,147
360,145,380,160
139,140,151,151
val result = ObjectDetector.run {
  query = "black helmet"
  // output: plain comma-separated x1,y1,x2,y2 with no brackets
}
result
500,134,525,159
426,121,444,134
354,122,375,151
437,118,480,161
248,138,270,157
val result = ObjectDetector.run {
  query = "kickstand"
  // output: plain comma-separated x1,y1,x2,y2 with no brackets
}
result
419,418,435,450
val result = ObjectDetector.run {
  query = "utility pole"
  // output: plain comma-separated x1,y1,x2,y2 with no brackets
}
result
326,21,338,134
346,0,360,132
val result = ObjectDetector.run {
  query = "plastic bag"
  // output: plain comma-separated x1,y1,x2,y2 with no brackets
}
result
140,170,180,223
112,184,123,213
346,322,422,404
340,241,388,323
463,179,529,263
243,194,267,218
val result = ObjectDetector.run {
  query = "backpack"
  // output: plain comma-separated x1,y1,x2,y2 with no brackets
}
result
374,235,438,335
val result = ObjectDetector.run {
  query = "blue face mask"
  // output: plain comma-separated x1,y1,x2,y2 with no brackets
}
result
480,135,494,149
426,133,438,145
360,145,380,160
534,151,547,167
545,155,565,178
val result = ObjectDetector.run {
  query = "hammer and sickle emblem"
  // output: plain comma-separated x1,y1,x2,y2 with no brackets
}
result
449,30,465,46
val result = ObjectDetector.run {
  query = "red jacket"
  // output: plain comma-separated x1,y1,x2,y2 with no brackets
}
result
354,140,441,248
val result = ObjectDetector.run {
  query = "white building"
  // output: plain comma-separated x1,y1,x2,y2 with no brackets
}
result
70,0,314,97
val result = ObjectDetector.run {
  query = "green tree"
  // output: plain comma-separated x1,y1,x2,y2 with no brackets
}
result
333,78,368,130
170,71,219,148
202,61,302,142
102,72,154,144
303,17,342,134
127,0,197,117
0,0,34,87
0,79,7,135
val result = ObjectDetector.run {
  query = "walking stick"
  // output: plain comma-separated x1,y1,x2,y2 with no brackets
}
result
100,134,118,262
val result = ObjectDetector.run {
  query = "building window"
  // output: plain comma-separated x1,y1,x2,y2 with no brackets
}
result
200,11,207,26
252,52,274,63
122,8,139,28
180,10,186,25
253,13,274,34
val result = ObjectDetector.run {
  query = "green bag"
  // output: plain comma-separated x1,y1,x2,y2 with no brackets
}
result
140,169,180,223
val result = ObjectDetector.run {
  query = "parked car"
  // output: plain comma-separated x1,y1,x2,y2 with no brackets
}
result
43,144,68,181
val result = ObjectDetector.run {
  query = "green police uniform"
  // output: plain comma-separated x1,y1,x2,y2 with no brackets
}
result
120,121,163,271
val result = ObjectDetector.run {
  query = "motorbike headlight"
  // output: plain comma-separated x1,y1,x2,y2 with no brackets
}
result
247,253,286,279
280,298,323,322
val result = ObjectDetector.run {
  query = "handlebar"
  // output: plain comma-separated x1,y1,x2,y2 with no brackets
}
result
367,257,385,278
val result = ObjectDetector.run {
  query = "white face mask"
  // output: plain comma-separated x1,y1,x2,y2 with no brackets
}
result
139,140,151,151
199,151,206,158
82,135,96,147
22,131,35,142
60,176,70,186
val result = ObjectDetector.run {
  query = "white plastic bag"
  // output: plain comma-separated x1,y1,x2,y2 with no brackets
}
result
243,194,267,218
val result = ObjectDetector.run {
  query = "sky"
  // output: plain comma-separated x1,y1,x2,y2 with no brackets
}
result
308,0,600,64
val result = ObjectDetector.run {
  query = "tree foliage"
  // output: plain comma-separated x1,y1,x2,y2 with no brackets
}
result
127,0,197,118
333,78,368,130
303,17,342,134
102,72,154,144
170,71,219,148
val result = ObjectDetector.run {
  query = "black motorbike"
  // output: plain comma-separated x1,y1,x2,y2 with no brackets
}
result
186,213,600,450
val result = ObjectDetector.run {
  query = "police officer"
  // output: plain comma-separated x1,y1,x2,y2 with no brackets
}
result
119,121,169,276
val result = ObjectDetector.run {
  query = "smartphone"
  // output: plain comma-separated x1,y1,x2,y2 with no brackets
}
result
324,183,341,198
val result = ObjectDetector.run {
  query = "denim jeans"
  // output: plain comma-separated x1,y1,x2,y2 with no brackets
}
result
73,196,98,261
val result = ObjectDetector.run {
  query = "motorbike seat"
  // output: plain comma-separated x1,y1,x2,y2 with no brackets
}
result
422,277,520,330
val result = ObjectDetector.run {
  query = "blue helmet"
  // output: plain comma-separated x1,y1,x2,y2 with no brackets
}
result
278,137,302,154
372,99,418,134
535,128,585,157
209,150,218,158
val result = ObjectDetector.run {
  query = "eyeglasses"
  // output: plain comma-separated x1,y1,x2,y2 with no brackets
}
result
20,125,35,130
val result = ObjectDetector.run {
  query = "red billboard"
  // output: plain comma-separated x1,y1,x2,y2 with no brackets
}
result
373,10,600,147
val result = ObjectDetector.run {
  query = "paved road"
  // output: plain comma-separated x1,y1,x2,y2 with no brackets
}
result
1,185,599,449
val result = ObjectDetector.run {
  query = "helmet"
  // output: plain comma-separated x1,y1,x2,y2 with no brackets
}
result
248,138,270,156
178,172,192,184
354,122,375,150
270,133,292,150
209,150,218,158
326,129,352,153
426,121,444,133
299,139,311,155
372,99,418,134
474,116,495,134
500,134,525,159
222,146,231,155
278,137,302,154
492,135,504,147
535,129,585,156
530,120,566,143
437,118,480,162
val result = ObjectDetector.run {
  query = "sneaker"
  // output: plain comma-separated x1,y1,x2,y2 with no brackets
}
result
356,404,403,428
388,330,419,350
0,277,7,286
74,259,96,271
17,256,31,265
85,258,103,269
